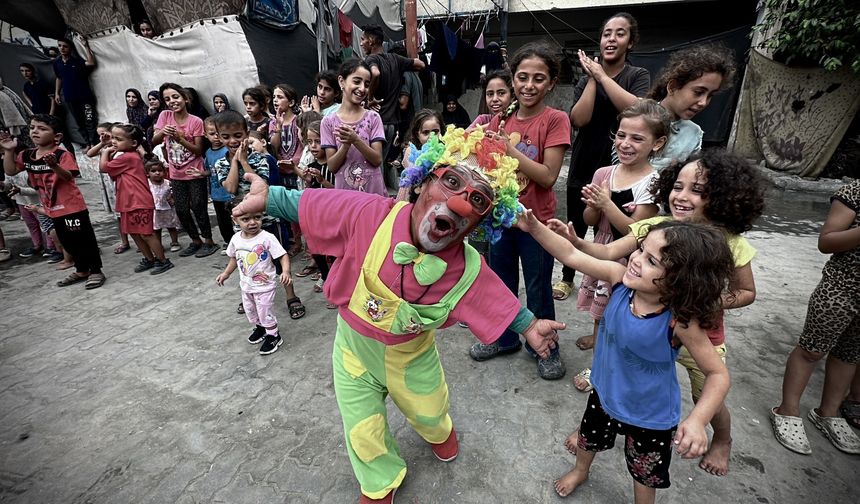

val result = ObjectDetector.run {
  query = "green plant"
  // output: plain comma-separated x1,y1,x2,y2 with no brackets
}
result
754,0,860,72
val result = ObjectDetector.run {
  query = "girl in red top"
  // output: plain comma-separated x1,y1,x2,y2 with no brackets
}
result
100,124,174,275
469,41,572,380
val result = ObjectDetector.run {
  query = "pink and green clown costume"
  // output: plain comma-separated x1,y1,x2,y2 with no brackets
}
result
265,188,535,500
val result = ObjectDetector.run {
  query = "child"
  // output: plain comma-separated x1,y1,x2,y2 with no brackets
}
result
153,82,219,258
573,99,668,363
100,124,173,275
518,212,732,502
213,93,231,113
87,121,131,255
469,69,515,129
772,180,860,455
216,205,291,355
321,59,386,196
469,41,572,380
215,110,305,320
204,116,233,251
296,110,323,170
1,114,107,289
300,70,341,116
396,108,444,201
2,168,44,258
647,45,736,170
299,119,336,306
553,149,765,476
145,156,180,252
559,12,650,301
242,87,270,134
268,84,302,183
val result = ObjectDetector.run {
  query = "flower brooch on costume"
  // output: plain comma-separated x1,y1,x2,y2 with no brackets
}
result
399,125,523,244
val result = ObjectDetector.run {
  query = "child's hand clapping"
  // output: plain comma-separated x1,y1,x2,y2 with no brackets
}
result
236,139,249,164
42,152,58,167
581,181,611,211
336,125,359,145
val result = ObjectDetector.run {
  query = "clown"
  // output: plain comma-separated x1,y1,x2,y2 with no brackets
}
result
233,126,564,504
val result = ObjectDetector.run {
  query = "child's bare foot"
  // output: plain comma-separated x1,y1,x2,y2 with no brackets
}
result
575,335,594,350
563,429,580,455
554,468,588,497
699,437,732,476
56,260,74,270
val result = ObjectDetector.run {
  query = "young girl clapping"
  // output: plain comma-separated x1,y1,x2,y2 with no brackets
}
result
519,211,733,503
320,59,386,195
559,12,650,301
573,99,668,381
153,83,219,258
100,124,173,274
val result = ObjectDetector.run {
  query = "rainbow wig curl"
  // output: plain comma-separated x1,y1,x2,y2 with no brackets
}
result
399,124,523,244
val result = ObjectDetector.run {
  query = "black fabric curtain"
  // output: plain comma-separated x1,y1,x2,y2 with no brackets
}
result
240,18,321,97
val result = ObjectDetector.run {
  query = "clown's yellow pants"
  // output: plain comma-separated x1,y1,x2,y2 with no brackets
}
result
332,316,453,499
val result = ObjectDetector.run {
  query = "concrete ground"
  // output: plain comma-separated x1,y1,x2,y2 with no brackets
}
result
0,159,857,503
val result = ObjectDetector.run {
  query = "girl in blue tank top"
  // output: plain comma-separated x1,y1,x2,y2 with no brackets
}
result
517,212,734,503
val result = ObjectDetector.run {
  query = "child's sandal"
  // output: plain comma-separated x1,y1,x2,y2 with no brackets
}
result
287,297,306,319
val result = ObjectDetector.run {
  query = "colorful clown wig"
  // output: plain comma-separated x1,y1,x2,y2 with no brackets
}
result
399,125,523,244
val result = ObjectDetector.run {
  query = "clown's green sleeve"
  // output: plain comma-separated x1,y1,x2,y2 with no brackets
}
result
266,186,303,223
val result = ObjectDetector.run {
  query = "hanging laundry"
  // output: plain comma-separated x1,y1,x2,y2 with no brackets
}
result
338,9,353,48
475,32,485,49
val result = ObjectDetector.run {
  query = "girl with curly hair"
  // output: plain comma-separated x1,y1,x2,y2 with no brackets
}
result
647,44,736,170
551,148,766,478
517,211,733,502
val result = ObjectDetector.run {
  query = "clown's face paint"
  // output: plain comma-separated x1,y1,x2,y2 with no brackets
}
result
410,165,492,252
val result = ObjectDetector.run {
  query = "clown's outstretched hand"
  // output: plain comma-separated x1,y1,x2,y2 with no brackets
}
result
232,173,269,217
522,318,565,359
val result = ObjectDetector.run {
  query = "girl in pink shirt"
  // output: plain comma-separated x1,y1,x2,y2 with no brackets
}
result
153,82,219,258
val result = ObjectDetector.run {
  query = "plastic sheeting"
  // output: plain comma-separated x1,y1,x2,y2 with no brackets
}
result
247,0,301,30
731,50,860,178
83,18,259,124
339,0,403,39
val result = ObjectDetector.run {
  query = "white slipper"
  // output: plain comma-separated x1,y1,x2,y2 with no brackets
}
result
808,408,860,455
771,407,811,454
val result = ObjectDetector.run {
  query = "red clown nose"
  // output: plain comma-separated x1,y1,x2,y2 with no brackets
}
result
447,196,473,217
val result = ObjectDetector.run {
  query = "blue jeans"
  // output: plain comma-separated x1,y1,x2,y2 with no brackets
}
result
489,227,558,356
